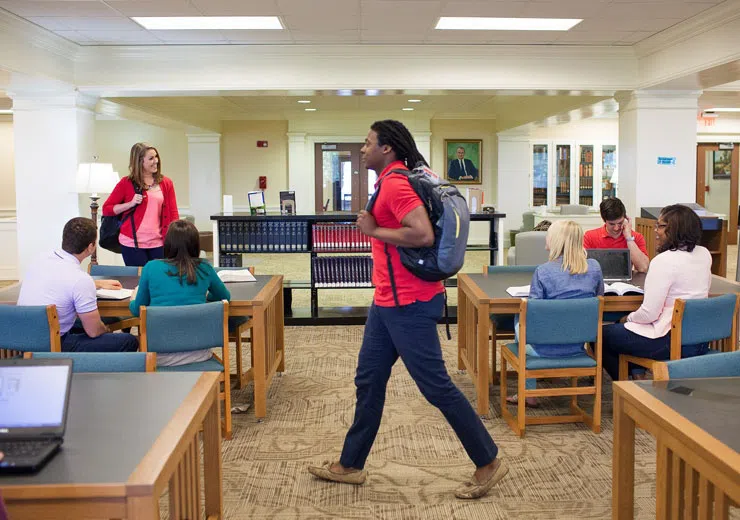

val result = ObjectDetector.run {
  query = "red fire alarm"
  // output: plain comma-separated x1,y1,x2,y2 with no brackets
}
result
259,176,267,190
257,140,268,148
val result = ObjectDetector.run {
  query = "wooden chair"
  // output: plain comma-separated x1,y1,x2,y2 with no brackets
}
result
500,296,604,437
653,350,740,380
216,266,255,389
484,265,537,384
0,304,61,358
24,351,157,372
139,300,233,439
619,293,740,380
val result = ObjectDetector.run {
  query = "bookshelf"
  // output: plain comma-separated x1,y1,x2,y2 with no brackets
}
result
211,212,505,325
578,145,594,206
555,144,571,206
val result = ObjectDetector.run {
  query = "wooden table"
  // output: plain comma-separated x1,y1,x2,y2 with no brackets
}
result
1,372,223,520
0,274,285,419
612,378,740,519
457,271,740,416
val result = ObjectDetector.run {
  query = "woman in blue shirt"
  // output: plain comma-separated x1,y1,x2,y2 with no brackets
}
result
129,219,230,366
510,220,604,406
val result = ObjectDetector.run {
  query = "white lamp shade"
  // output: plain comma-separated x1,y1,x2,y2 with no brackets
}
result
76,163,119,194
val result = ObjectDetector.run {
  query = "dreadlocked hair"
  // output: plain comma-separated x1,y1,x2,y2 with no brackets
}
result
370,120,429,170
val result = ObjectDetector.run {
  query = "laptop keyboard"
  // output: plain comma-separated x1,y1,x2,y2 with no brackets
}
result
0,440,56,459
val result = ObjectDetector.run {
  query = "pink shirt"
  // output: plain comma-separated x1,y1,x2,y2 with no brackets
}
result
120,187,164,249
625,246,712,339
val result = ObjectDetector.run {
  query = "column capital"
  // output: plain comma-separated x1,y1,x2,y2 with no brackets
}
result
615,90,702,112
287,132,307,143
186,132,221,144
8,89,98,113
413,131,432,142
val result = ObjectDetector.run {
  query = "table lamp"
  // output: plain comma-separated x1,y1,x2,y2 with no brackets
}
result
76,162,119,265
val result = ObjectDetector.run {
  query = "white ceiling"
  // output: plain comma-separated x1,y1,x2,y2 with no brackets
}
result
0,0,725,46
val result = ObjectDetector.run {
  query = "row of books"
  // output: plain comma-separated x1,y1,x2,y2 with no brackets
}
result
312,256,373,288
219,253,243,267
312,223,371,251
219,221,309,253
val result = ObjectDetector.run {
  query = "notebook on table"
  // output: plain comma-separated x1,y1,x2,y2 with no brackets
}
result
0,358,73,474
586,248,632,282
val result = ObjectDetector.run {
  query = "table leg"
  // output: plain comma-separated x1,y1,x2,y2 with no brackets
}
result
612,391,635,520
203,394,223,520
126,496,158,520
276,284,285,373
458,283,467,370
476,303,490,416
252,308,268,418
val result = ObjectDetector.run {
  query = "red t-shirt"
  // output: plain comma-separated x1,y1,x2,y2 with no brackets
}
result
370,161,445,307
583,225,648,255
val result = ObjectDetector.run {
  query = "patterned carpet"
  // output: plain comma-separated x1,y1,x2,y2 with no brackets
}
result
207,324,667,520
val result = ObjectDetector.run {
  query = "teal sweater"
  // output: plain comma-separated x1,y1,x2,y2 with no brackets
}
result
129,260,231,316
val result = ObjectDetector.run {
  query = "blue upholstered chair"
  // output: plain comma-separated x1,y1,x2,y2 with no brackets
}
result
215,266,254,390
24,351,156,372
619,294,740,381
486,265,537,384
139,300,233,438
0,304,61,356
500,296,604,437
89,264,141,277
653,350,740,380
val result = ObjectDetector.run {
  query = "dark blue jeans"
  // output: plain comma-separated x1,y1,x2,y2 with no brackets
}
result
339,293,498,470
62,331,139,353
602,324,708,380
120,245,164,267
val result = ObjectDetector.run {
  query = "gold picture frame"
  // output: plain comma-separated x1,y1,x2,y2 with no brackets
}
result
445,139,482,184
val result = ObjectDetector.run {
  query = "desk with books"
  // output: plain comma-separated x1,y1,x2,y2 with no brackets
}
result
457,271,740,416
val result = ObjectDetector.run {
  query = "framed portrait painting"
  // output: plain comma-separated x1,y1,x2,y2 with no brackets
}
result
713,150,732,179
445,139,482,184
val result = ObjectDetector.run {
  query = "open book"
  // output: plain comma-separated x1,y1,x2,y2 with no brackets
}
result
217,269,256,283
96,288,133,300
506,285,530,297
604,282,644,296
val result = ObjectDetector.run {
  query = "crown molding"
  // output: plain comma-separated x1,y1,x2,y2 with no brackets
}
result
0,8,79,65
96,99,221,133
634,1,740,58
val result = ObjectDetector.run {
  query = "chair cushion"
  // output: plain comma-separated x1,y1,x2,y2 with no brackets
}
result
504,343,597,369
157,358,224,372
228,316,251,331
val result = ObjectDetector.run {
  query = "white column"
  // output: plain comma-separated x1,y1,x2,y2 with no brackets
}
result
414,131,432,165
9,89,97,276
187,132,222,230
617,90,701,217
287,132,311,214
497,132,532,245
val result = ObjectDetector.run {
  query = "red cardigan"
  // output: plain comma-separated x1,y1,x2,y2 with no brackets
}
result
102,177,179,242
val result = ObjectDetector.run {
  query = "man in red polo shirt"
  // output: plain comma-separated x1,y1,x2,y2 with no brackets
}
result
308,120,507,500
583,197,650,272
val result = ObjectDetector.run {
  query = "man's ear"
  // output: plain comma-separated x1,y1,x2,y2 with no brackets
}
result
381,144,392,155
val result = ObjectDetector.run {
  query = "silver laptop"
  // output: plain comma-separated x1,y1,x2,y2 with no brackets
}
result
586,248,632,282
0,358,73,474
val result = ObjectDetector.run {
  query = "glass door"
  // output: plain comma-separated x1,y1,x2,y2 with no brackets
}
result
601,145,617,200
532,144,548,207
555,144,572,206
578,145,594,207
314,143,369,213
697,143,738,245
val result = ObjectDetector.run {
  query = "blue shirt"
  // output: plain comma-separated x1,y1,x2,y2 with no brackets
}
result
525,257,604,357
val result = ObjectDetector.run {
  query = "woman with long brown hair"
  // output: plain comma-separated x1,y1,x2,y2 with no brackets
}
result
128,219,230,366
102,142,180,266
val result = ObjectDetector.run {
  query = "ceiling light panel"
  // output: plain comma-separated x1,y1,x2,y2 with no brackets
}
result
132,16,283,30
435,17,582,31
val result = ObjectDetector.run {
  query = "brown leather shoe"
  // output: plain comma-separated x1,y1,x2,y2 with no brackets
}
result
307,461,367,485
455,459,508,499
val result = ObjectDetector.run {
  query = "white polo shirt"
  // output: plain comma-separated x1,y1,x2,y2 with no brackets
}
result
18,249,98,334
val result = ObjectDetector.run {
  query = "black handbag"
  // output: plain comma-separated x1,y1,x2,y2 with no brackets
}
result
99,186,142,253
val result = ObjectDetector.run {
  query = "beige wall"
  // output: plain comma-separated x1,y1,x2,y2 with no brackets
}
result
95,119,190,207
0,117,14,213
430,119,497,203
222,120,288,208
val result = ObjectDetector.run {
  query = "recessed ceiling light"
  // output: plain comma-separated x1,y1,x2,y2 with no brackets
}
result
704,107,740,113
297,100,311,104
365,89,380,96
435,17,582,31
305,108,317,112
0,110,12,115
402,108,414,111
337,89,353,96
132,16,283,30
407,99,422,103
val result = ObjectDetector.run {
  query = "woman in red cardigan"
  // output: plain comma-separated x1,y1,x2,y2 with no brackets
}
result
103,143,180,266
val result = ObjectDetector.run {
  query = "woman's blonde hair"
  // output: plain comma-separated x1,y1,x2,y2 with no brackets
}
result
547,220,588,274
128,142,163,189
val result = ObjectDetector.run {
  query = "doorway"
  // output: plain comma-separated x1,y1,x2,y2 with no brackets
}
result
696,143,739,245
314,143,377,213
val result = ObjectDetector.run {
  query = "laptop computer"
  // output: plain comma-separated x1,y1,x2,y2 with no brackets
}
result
0,358,72,474
586,248,633,282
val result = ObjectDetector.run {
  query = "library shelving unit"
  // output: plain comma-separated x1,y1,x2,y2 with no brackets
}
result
211,211,505,325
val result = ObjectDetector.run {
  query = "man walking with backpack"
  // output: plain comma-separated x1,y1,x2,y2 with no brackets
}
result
308,120,507,499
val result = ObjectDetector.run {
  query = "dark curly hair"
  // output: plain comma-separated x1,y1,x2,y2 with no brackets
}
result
657,204,702,254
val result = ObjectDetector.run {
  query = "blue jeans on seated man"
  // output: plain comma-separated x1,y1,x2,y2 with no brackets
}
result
62,331,139,353
514,321,587,390
601,323,709,381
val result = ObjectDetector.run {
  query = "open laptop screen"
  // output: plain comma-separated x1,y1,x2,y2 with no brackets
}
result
586,248,632,281
0,362,71,430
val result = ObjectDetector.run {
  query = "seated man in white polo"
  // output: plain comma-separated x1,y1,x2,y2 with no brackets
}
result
18,217,139,353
